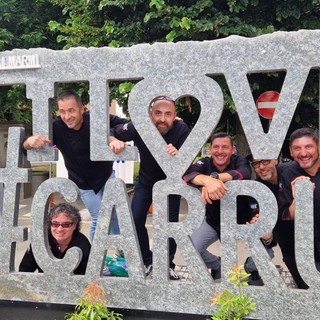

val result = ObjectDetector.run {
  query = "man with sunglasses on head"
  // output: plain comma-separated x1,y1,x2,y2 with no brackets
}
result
183,132,251,281
109,96,189,280
19,203,91,275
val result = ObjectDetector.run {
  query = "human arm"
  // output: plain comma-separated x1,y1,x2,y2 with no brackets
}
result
221,155,251,181
109,136,126,154
164,121,189,155
287,175,314,219
191,174,228,201
110,114,129,127
166,143,178,156
23,135,51,150
109,122,137,154
193,155,251,201
110,122,136,142
278,161,315,220
246,212,273,243
200,185,227,204
183,155,251,202
183,157,227,202
245,211,273,242
109,115,129,153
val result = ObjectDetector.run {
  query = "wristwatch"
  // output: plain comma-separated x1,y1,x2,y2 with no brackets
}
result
210,172,219,179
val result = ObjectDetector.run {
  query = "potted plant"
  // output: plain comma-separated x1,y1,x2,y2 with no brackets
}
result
210,265,255,320
65,281,123,320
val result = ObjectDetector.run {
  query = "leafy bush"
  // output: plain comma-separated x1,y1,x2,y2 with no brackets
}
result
65,281,123,320
210,265,255,320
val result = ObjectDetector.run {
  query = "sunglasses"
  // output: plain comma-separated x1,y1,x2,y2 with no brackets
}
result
251,160,271,169
150,96,175,107
155,96,174,101
50,222,74,228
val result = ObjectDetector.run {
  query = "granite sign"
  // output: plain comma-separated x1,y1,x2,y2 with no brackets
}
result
0,30,319,319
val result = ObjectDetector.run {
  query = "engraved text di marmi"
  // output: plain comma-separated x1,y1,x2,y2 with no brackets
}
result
0,54,40,70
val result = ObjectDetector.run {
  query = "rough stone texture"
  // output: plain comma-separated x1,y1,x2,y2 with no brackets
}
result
0,30,319,319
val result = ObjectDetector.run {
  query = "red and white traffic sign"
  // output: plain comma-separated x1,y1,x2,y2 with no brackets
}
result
256,91,279,120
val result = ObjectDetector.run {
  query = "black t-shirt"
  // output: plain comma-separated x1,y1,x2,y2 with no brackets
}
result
53,112,127,192
112,120,189,187
244,162,291,247
279,160,320,257
19,231,91,275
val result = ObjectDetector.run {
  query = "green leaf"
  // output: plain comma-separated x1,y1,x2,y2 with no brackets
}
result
149,0,165,10
48,20,60,31
180,17,192,30
98,0,109,10
119,82,134,95
171,17,180,28
144,12,153,23
166,30,176,42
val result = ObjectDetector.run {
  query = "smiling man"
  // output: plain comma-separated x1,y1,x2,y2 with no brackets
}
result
243,157,279,285
279,127,320,287
243,155,304,286
19,203,91,274
110,96,189,280
183,132,251,280
23,90,127,241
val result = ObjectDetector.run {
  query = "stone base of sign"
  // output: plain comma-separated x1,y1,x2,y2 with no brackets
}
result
0,300,209,320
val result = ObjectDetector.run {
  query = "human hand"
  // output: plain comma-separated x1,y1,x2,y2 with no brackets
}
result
201,186,212,204
291,176,315,198
166,143,178,156
246,213,259,224
261,231,273,242
23,135,51,150
109,137,126,154
204,177,228,201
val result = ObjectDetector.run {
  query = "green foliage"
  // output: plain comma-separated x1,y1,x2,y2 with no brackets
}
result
0,0,63,51
1,0,320,130
0,85,32,124
45,0,320,130
56,82,90,105
0,0,65,123
118,82,135,95
210,265,255,320
65,281,123,320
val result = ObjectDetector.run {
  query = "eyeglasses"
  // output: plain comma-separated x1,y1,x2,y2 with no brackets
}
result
50,222,74,228
251,160,271,169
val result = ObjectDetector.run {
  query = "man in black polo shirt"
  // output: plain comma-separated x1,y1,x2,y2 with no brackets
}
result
243,155,300,286
183,132,251,280
279,127,320,289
